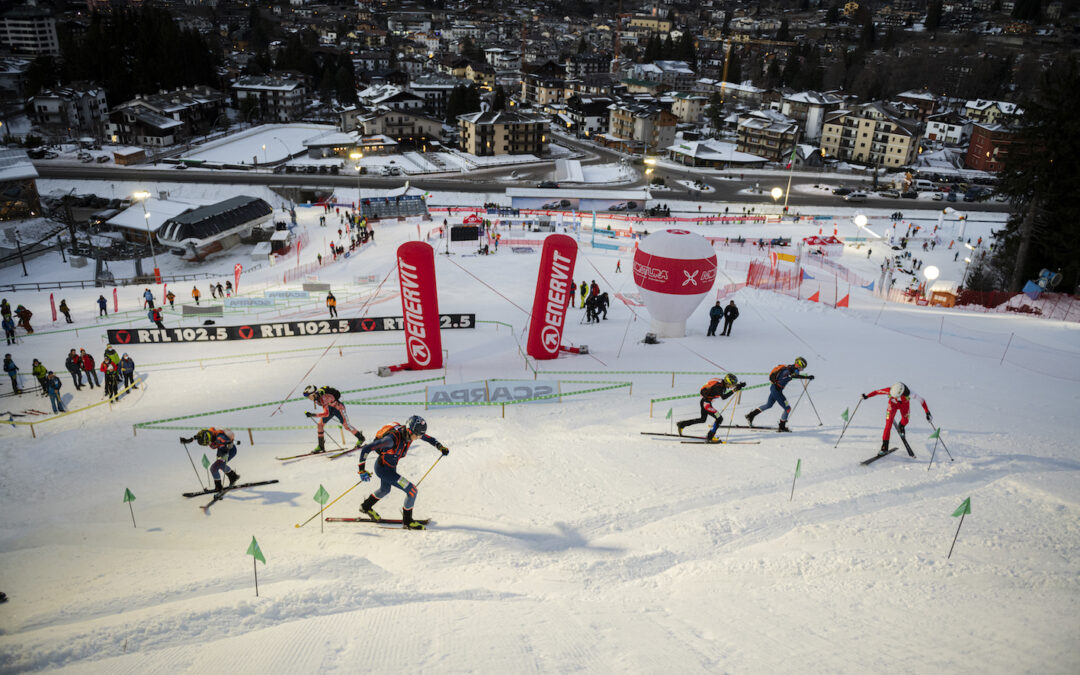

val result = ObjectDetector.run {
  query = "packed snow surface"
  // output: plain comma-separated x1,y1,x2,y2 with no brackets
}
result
0,185,1077,675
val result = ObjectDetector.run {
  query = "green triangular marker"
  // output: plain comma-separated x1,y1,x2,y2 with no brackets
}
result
840,408,849,422
929,427,941,439
952,497,971,517
313,485,330,505
201,454,210,469
794,458,802,479
123,488,136,503
665,407,672,419
246,536,266,564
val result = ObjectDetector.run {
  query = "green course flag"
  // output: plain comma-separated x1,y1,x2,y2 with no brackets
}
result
840,408,849,422
795,458,802,478
313,485,330,505
665,407,672,419
201,454,210,469
123,488,137,527
952,497,971,517
247,536,266,563
929,427,941,439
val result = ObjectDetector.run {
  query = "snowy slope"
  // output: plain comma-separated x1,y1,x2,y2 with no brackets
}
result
0,196,1077,675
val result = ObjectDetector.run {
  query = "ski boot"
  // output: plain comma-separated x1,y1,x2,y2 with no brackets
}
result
312,437,326,454
402,508,425,530
225,470,240,487
213,478,224,494
676,423,685,436
878,440,890,456
778,420,791,433
745,409,760,427
359,494,381,522
352,431,366,449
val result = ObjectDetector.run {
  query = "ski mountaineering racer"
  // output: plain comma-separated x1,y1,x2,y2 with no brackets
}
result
357,415,449,530
181,428,239,493
303,385,365,453
676,373,745,442
745,357,814,432
862,382,933,455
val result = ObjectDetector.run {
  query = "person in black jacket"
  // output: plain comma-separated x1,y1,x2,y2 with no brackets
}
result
65,349,83,390
597,292,610,320
707,302,722,336
721,300,739,336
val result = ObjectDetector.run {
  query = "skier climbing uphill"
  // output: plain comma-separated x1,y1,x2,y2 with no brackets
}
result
677,373,745,442
745,357,814,432
862,382,932,455
357,415,449,530
181,428,239,493
303,385,365,453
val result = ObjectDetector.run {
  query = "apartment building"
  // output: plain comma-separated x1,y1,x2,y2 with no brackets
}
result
106,85,227,146
736,109,799,162
607,101,677,153
780,91,844,142
963,99,1023,125
458,110,548,156
232,75,306,122
0,5,59,56
30,86,109,138
521,61,567,106
820,102,918,168
965,123,1018,172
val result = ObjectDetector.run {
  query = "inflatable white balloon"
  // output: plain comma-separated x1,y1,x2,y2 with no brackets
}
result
632,229,718,337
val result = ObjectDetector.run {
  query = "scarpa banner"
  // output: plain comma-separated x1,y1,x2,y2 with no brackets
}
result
526,234,577,360
397,241,443,370
427,380,559,407
225,297,275,307
265,290,310,299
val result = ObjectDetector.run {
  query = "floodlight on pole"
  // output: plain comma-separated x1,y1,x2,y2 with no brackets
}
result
133,190,160,283
924,265,939,281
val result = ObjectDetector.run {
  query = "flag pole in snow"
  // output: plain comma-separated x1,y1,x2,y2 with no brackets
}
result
835,397,863,447
789,459,801,501
296,479,363,528
927,427,953,469
201,454,211,486
123,488,137,528
313,485,330,534
948,497,971,559
665,407,673,434
246,536,266,596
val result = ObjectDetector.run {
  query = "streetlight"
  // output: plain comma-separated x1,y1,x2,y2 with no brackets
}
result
133,190,160,283
261,144,267,166
771,186,783,214
350,151,363,211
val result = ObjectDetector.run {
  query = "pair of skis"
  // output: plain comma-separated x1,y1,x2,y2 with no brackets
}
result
274,446,358,462
182,480,280,509
861,423,916,465
640,431,760,445
324,516,431,529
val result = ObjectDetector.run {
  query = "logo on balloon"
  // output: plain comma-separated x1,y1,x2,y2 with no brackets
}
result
682,270,700,287
540,325,561,352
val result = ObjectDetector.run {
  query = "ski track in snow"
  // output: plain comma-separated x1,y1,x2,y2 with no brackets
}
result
1,184,1078,674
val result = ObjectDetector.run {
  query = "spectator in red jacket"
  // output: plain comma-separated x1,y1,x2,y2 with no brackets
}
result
80,349,98,389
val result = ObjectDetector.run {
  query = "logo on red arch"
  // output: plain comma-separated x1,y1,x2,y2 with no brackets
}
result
238,326,254,339
114,331,131,344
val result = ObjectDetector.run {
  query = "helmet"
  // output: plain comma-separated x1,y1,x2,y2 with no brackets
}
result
303,385,317,398
794,356,807,369
889,382,909,398
196,429,213,446
723,373,739,387
405,415,427,436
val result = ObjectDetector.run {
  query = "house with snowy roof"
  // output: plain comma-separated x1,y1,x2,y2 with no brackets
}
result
963,99,1023,126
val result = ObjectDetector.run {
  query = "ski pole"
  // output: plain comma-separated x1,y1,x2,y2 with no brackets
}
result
295,479,363,528
802,381,824,426
938,434,954,462
725,388,741,443
834,397,863,448
181,439,206,490
415,455,442,487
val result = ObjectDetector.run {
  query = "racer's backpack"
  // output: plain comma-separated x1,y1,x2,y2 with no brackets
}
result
769,364,787,384
700,379,721,396
320,386,341,401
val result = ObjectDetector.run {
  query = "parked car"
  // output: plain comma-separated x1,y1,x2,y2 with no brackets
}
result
43,151,58,159
900,191,918,199
844,191,868,203
536,181,559,189
832,187,853,196
947,192,957,202
174,163,188,170
932,192,944,201
95,155,110,163
80,155,94,163
542,199,572,209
